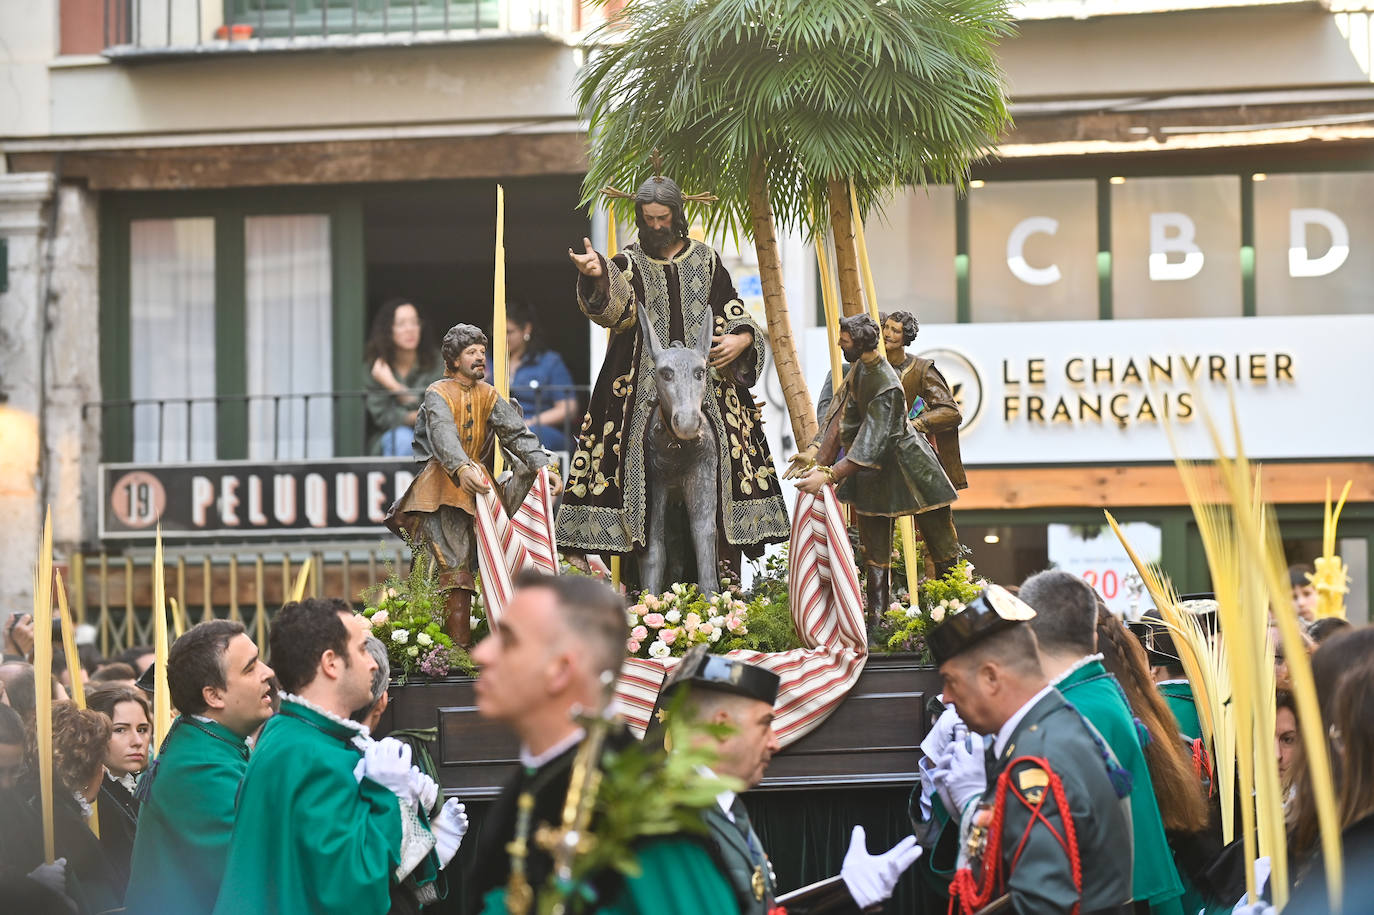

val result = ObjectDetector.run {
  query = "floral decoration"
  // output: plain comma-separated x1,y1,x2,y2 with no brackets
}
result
360,546,474,681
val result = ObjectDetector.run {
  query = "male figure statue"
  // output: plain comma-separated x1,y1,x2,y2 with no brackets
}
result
388,323,560,647
562,174,789,591
794,315,961,623
881,310,967,493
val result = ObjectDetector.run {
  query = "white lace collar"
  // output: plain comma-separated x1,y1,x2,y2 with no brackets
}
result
106,769,138,793
1049,652,1105,687
280,692,373,753
73,791,93,818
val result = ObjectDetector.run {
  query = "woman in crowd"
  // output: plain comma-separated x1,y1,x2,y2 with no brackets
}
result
1097,607,1223,913
86,683,150,895
1274,685,1299,804
364,297,443,456
4,701,123,914
507,300,577,452
1287,646,1374,910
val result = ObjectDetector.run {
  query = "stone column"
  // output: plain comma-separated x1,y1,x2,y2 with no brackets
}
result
0,174,102,618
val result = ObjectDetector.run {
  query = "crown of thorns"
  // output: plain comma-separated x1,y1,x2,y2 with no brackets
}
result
599,150,718,205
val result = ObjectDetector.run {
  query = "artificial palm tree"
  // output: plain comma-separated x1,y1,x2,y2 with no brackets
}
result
578,0,1013,444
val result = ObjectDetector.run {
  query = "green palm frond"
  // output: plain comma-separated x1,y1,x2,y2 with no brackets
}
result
578,0,1012,238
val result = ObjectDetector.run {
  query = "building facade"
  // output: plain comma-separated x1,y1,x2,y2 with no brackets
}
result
1,0,1370,628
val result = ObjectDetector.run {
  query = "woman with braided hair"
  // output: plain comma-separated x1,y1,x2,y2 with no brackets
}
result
1095,606,1208,835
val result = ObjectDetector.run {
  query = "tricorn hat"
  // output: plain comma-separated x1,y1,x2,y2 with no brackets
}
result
1127,620,1180,668
658,644,780,707
927,585,1037,666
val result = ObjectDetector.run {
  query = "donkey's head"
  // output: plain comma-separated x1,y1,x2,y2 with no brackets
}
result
638,305,713,441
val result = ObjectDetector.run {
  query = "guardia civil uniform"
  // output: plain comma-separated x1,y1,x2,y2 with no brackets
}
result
124,716,249,915
928,587,1136,915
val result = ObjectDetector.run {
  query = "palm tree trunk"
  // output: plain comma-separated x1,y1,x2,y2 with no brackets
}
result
748,158,817,447
827,178,865,317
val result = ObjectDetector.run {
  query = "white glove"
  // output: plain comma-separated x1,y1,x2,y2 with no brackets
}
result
27,859,68,896
431,797,469,867
410,766,439,814
919,705,965,762
363,738,416,805
934,736,986,816
840,826,923,909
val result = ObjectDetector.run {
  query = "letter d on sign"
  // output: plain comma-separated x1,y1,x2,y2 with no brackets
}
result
1149,213,1204,281
1006,217,1062,286
1289,208,1349,278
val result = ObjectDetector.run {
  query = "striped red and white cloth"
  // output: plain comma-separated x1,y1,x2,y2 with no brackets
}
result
612,484,868,748
472,466,559,629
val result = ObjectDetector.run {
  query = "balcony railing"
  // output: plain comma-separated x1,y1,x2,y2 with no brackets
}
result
96,0,577,59
87,386,589,464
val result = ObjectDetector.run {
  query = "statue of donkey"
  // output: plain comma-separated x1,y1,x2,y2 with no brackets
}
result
637,304,719,596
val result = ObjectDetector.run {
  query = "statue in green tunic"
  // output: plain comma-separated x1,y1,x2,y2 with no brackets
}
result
1020,570,1187,915
793,314,961,624
125,620,277,915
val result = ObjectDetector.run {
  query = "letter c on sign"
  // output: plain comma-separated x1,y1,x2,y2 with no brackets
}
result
1006,217,1062,286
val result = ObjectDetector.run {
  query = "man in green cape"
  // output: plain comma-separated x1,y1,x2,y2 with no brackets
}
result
467,572,740,914
213,598,467,915
1020,570,1187,915
124,620,276,915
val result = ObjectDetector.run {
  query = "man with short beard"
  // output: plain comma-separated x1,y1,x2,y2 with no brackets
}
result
388,323,560,647
563,173,789,589
659,647,923,914
124,620,276,915
794,315,961,624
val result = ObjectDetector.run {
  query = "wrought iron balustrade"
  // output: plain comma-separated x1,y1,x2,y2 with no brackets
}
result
98,0,576,58
86,385,589,464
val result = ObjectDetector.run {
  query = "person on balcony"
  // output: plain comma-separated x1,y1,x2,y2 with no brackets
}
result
506,300,578,452
365,298,445,457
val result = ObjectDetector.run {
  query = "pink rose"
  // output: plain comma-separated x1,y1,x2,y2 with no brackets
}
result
627,639,641,654
643,613,665,629
698,622,715,638
684,612,702,632
631,625,648,641
660,628,677,645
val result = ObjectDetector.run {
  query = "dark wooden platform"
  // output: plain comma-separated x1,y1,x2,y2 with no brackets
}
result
379,655,941,798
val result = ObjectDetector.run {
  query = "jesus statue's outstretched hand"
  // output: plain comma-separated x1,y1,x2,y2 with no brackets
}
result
568,237,602,277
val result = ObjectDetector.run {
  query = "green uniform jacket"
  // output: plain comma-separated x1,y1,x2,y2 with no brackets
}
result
835,356,957,517
1058,661,1185,915
1158,681,1202,742
703,803,778,915
976,687,1135,913
212,698,402,915
479,838,741,915
124,717,250,915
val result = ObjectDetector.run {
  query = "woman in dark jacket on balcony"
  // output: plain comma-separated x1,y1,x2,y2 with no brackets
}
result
364,297,444,456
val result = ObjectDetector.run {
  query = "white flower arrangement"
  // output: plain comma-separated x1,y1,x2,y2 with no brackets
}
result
416,632,433,647
407,645,420,658
648,640,671,659
665,609,681,624
391,629,410,645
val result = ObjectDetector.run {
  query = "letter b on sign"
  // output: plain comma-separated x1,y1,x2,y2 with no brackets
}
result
1149,213,1204,281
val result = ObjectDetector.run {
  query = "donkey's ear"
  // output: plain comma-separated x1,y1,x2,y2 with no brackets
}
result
636,304,661,360
696,310,715,357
